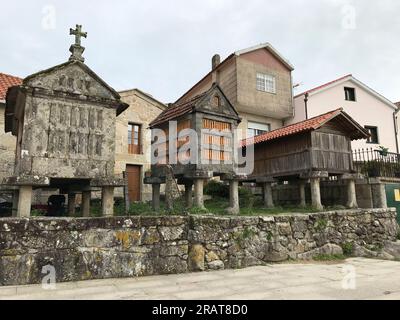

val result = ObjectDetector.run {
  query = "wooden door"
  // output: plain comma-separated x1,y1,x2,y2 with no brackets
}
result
126,165,141,202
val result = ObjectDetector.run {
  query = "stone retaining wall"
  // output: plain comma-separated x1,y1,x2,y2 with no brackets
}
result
0,208,398,286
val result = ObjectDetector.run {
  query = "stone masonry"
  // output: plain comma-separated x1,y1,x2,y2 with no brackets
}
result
0,208,398,286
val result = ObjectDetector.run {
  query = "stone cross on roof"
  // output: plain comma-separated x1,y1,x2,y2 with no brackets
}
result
69,24,87,62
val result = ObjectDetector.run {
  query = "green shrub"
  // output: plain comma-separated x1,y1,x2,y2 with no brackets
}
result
204,180,229,197
314,218,328,232
239,187,255,209
31,209,46,217
342,242,354,256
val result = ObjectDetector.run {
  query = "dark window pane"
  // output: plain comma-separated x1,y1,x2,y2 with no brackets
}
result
345,87,356,101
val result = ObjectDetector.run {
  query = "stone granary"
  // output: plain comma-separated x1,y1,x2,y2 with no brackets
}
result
2,25,128,217
146,84,242,213
241,108,370,210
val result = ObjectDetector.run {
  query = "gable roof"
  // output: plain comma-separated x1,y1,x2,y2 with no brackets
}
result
241,108,370,147
150,84,239,127
0,73,23,102
119,88,167,111
294,74,398,111
175,42,293,103
24,60,123,101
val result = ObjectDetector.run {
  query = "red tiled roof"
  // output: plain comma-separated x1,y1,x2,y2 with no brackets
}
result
150,91,207,127
241,108,343,147
294,74,352,99
0,73,23,101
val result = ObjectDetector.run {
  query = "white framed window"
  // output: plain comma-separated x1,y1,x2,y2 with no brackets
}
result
256,73,276,93
247,121,271,138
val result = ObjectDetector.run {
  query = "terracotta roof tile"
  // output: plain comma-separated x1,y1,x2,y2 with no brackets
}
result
294,74,352,98
150,91,207,127
0,73,23,101
241,108,343,147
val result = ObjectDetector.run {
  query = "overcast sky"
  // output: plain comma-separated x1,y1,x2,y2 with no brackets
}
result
1,0,399,103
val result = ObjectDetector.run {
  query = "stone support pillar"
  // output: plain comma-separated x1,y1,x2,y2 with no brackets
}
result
193,179,205,209
346,179,358,209
152,183,161,211
17,186,32,218
101,186,114,217
67,193,76,216
299,181,306,208
226,180,240,215
184,182,193,209
263,182,274,208
310,178,323,211
12,190,19,217
81,191,91,217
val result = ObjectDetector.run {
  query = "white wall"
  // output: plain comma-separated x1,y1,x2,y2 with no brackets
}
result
289,80,398,152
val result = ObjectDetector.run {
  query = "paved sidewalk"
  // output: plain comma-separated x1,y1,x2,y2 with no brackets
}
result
1,258,400,300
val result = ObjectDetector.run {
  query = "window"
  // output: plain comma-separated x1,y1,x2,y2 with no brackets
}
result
344,87,356,101
128,123,141,154
247,121,271,138
365,126,379,144
212,95,221,107
256,73,276,94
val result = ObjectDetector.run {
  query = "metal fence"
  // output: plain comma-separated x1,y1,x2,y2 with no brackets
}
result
353,148,400,178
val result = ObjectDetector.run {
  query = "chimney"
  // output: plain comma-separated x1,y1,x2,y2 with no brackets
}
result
211,54,221,70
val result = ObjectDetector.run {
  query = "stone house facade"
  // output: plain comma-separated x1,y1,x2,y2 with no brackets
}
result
115,89,166,202
176,43,295,139
289,74,399,153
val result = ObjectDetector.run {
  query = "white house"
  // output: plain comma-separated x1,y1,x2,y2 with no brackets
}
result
288,74,399,153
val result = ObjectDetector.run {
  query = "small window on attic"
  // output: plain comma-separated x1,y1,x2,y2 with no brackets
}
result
212,95,221,108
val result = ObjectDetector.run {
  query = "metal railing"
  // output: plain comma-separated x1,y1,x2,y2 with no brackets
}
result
353,148,400,178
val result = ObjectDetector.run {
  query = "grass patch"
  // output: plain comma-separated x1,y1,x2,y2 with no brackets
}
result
313,254,346,261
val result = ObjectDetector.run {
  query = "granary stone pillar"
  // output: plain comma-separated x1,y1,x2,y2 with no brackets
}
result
263,182,274,208
341,174,359,209
310,178,323,211
184,182,193,208
152,184,161,211
101,186,114,216
17,186,32,218
346,179,358,209
12,190,19,217
81,191,91,217
299,181,307,208
67,193,76,216
227,180,240,215
193,179,205,209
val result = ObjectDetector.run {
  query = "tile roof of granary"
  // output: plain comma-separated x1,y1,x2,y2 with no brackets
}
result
241,108,370,147
149,91,208,127
0,73,23,101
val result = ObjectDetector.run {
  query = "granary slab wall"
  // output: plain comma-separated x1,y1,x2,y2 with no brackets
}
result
18,95,116,179
0,103,16,186
0,208,398,286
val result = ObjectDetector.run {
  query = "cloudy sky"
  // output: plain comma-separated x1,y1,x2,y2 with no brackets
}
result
1,0,399,103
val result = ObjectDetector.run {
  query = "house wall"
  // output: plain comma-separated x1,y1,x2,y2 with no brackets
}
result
291,80,398,152
115,90,165,202
0,103,16,184
236,49,293,120
177,48,294,139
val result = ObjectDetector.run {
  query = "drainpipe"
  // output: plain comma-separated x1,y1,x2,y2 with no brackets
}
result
304,93,309,120
393,108,400,154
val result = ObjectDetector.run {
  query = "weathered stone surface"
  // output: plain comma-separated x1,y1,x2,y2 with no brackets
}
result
0,208,398,286
208,260,224,270
188,244,205,271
